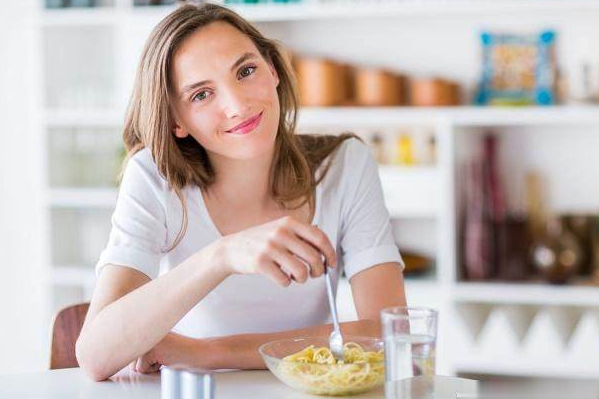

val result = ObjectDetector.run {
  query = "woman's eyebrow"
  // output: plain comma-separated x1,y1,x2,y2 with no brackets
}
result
178,52,259,98
230,52,257,72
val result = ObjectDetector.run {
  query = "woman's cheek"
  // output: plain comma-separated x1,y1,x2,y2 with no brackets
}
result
253,75,278,101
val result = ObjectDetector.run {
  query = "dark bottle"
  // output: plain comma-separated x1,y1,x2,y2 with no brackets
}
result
530,216,583,284
589,216,599,283
563,214,592,276
497,214,532,281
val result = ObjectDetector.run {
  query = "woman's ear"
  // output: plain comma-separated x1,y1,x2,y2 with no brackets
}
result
268,61,279,87
171,109,188,138
173,123,188,139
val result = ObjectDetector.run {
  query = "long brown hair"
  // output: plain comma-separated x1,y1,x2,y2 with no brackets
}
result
122,2,358,250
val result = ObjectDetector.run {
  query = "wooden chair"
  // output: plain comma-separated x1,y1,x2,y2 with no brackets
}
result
49,303,90,370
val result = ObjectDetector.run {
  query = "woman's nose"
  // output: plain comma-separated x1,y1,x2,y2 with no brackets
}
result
221,85,250,119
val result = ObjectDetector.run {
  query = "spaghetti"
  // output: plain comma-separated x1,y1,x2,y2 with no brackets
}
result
276,342,384,396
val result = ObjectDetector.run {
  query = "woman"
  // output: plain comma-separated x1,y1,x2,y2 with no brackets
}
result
76,2,406,382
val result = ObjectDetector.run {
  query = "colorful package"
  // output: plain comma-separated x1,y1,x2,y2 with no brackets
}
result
475,30,557,106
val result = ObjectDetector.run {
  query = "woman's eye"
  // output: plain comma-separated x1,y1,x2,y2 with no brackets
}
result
192,90,210,102
238,65,256,79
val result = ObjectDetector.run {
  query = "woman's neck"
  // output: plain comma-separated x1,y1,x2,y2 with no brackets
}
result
205,146,277,212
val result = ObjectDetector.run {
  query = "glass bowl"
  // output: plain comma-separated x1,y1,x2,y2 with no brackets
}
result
259,336,385,396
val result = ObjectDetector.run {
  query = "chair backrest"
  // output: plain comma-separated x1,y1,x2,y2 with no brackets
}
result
49,302,90,370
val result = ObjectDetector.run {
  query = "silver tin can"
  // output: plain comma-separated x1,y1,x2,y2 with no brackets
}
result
161,366,182,399
181,369,214,399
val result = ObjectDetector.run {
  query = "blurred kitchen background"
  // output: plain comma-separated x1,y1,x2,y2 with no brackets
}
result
2,0,599,386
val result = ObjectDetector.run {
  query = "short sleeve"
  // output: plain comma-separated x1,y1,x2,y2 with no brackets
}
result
95,150,168,279
339,140,404,280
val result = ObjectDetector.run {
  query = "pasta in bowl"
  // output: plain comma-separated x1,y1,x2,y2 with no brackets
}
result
259,336,385,396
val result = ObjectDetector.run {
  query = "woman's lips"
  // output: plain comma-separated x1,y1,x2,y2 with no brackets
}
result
226,112,263,135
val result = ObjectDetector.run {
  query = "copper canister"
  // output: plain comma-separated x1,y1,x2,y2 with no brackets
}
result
355,68,404,106
447,81,461,105
409,78,459,106
294,57,347,106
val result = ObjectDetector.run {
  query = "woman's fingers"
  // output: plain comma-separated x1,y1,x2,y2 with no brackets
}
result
150,363,162,373
270,246,310,283
279,231,325,277
134,357,145,373
283,218,337,268
258,261,292,287
135,353,160,374
225,215,337,285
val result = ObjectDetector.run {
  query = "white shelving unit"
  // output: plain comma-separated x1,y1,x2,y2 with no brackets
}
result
37,0,599,380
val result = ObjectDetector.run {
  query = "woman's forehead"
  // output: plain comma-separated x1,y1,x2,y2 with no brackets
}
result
171,22,260,85
175,22,257,65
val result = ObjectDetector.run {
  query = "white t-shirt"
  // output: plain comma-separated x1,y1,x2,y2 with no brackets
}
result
96,138,403,339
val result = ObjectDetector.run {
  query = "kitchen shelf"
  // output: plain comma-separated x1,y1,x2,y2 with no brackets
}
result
449,105,599,127
299,106,599,128
453,357,599,380
453,282,599,307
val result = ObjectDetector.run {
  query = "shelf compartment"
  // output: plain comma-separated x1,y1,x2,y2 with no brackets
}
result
452,302,599,377
379,165,439,219
454,125,599,217
50,208,113,267
43,25,116,110
48,126,123,188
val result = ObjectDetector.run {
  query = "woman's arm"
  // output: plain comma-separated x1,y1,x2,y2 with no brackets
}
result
76,244,229,381
141,263,406,371
349,262,406,321
143,319,381,371
77,216,337,381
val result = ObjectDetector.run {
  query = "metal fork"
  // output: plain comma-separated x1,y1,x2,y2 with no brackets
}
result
323,261,344,362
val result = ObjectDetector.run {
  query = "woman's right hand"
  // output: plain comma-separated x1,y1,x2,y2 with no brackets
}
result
211,216,337,287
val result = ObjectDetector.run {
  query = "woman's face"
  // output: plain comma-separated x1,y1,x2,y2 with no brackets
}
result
169,21,280,161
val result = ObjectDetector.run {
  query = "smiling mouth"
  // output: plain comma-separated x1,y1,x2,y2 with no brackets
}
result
225,112,263,135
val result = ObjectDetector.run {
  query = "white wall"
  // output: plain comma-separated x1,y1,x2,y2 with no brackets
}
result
0,2,48,374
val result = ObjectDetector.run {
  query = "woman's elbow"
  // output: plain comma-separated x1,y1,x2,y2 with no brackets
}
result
76,336,112,382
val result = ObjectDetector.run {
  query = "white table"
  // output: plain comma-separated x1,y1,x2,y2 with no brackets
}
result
0,367,389,399
2,368,598,399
